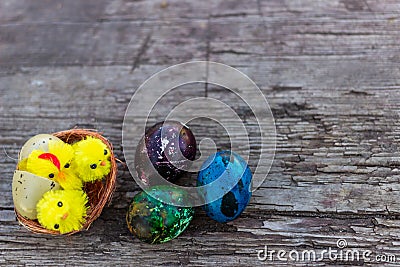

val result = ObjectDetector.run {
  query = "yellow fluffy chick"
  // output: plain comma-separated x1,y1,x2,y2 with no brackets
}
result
73,136,111,182
36,190,88,234
26,140,83,190
17,158,28,171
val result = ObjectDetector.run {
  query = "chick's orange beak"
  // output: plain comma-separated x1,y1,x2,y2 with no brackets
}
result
61,212,69,220
100,160,106,166
58,171,66,182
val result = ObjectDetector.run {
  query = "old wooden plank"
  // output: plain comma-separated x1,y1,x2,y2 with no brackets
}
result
1,212,400,265
1,64,400,214
0,21,208,70
1,0,400,265
0,0,261,71
0,0,260,24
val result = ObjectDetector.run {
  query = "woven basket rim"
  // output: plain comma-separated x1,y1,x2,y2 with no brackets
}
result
15,129,118,235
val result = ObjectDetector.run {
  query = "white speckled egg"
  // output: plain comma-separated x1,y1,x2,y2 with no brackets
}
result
12,170,61,219
18,134,62,161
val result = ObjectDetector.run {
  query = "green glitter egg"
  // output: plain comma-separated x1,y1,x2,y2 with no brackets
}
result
126,185,194,244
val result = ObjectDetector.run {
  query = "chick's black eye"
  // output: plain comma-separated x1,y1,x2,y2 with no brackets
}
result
49,173,54,178
104,149,108,156
64,163,70,168
57,201,63,207
54,224,59,229
90,164,97,169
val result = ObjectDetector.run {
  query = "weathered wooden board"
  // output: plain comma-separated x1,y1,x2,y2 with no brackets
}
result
1,0,400,266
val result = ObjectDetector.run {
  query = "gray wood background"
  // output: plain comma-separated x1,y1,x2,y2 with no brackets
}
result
1,0,400,266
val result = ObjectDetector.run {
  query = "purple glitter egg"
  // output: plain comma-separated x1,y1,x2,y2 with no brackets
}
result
135,121,196,185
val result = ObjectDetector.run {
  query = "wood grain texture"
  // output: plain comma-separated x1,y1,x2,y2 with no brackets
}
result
1,0,400,266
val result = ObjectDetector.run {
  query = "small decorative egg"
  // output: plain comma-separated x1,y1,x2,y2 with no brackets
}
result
135,121,196,185
126,185,194,244
18,134,63,162
197,151,252,223
12,170,61,219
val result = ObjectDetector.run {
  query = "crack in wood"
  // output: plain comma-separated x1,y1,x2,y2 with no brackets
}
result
130,32,152,73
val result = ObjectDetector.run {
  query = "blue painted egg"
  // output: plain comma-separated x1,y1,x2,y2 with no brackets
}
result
196,151,252,223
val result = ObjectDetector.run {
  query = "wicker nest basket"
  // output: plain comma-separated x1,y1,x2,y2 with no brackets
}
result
15,129,118,235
